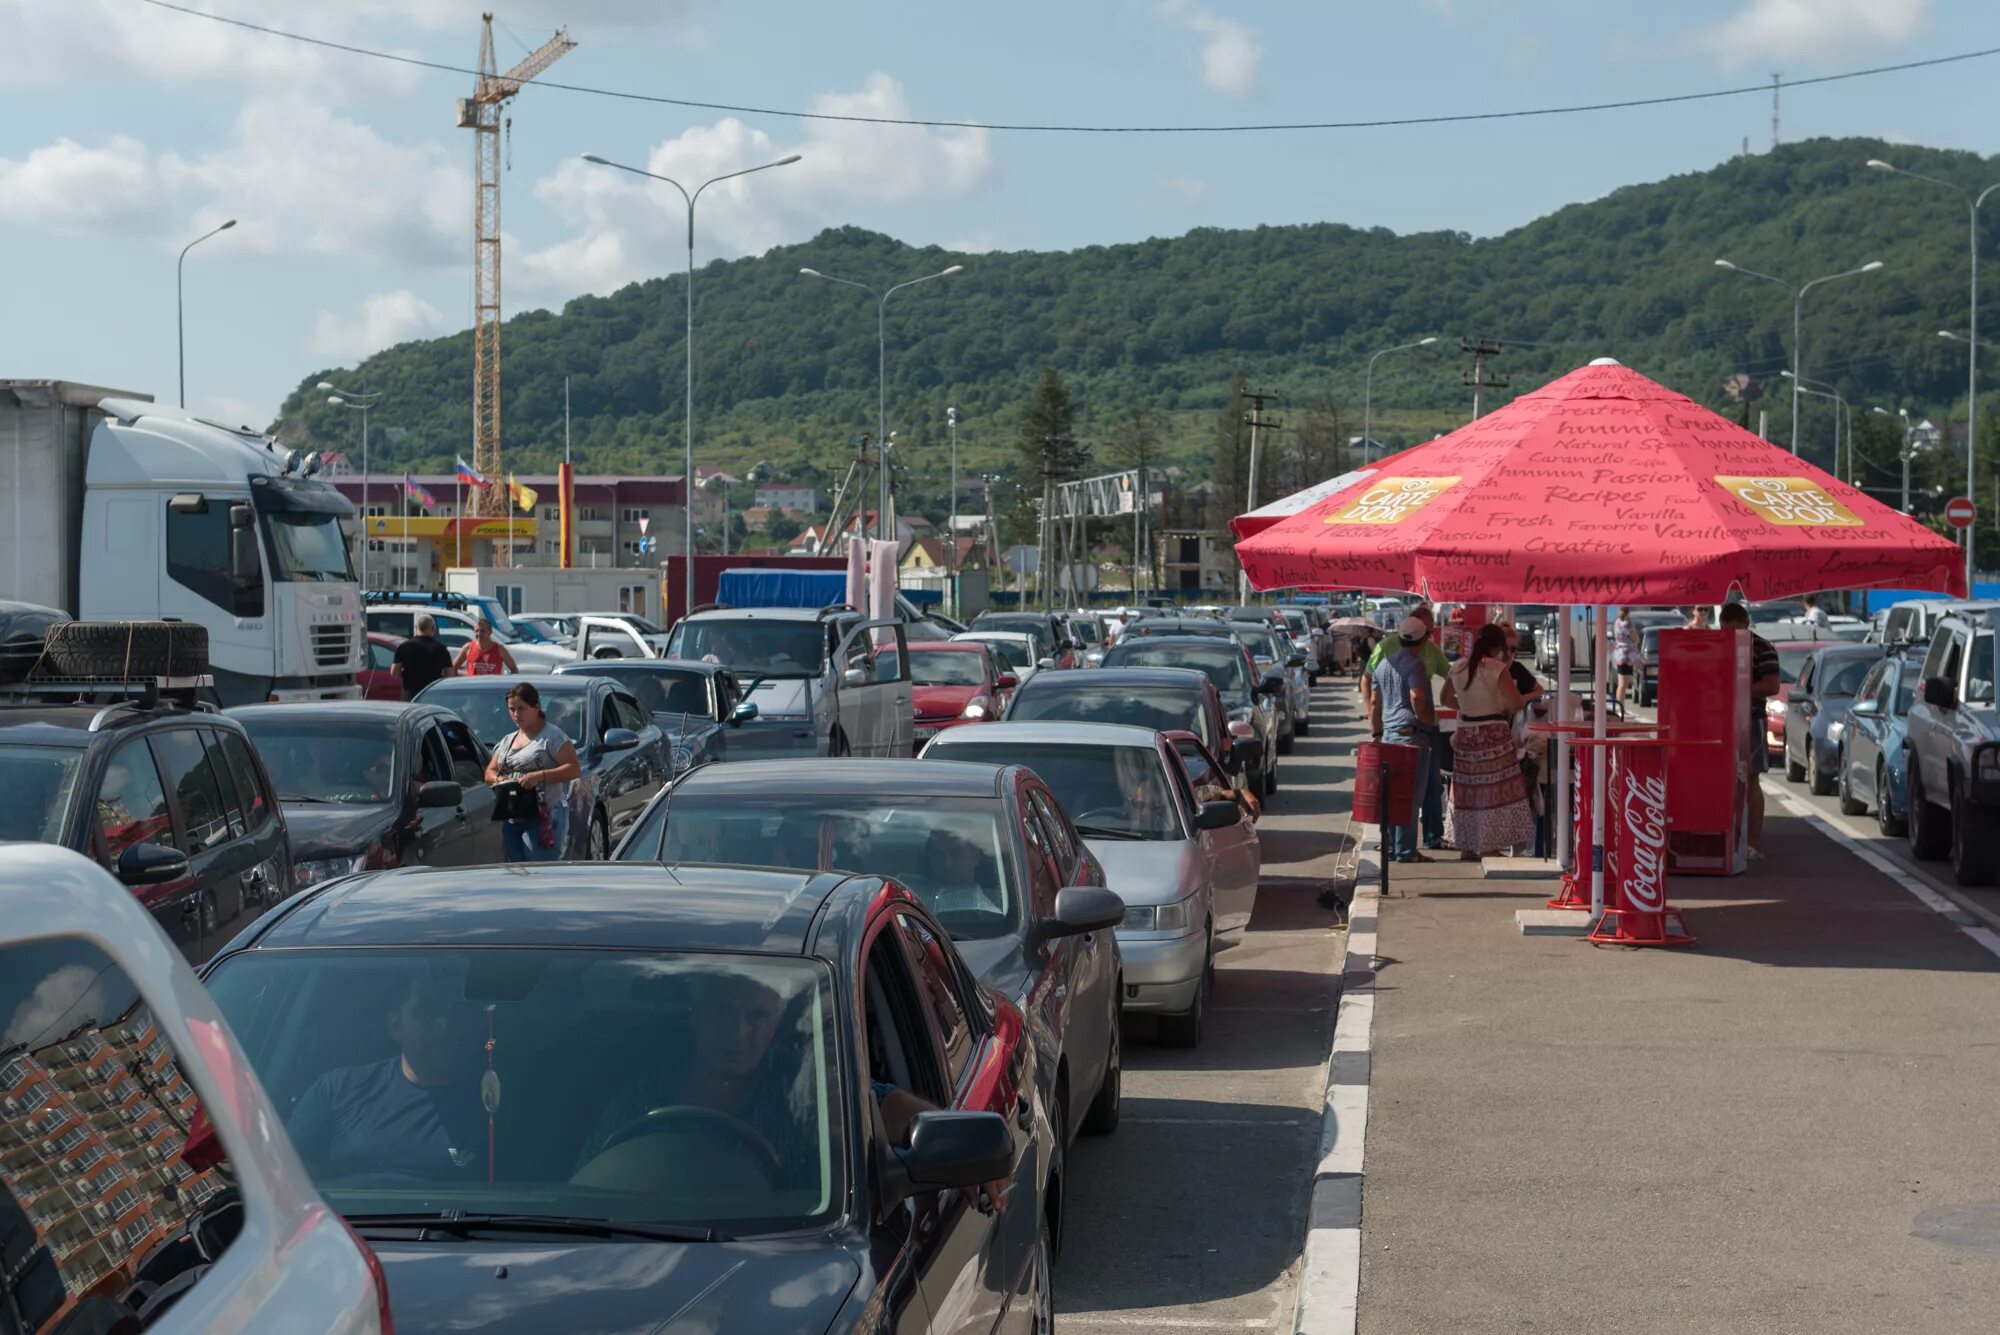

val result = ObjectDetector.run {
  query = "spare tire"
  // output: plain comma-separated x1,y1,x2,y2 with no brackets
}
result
37,621,209,680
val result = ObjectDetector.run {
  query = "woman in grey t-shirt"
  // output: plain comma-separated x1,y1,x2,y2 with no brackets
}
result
483,681,582,861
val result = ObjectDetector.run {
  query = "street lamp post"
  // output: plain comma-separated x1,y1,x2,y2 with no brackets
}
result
1781,371,1850,481
177,219,237,408
1714,258,1884,454
799,264,963,542
1872,406,1915,514
1362,337,1438,462
947,406,960,618
1869,160,2000,585
580,152,800,620
320,382,381,590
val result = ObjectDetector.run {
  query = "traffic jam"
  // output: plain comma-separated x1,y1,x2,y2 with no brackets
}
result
0,587,1350,1333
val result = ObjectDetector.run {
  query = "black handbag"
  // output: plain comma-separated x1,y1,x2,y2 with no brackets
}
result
491,780,542,821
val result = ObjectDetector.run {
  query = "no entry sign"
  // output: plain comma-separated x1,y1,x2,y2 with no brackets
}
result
1946,497,1976,529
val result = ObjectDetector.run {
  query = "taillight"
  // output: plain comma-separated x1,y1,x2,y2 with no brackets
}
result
336,1213,395,1334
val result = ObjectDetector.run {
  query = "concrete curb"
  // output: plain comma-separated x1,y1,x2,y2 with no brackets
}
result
1292,843,1380,1335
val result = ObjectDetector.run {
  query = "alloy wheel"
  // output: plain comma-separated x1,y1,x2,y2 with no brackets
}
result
1031,1213,1055,1334
591,819,610,860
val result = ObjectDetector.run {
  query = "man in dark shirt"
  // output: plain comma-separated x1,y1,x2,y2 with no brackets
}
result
288,974,488,1180
1720,603,1782,860
391,614,455,701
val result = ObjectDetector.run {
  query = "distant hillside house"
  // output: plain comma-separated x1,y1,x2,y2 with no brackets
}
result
755,485,826,512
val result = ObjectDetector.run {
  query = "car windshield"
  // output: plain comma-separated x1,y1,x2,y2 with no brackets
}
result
203,948,841,1237
616,614,664,635
1820,658,1877,698
1070,620,1102,646
1776,647,1814,684
266,511,355,583
421,684,586,746
881,650,987,686
1009,684,1207,742
1969,633,1996,705
1750,602,1807,625
237,718,397,803
972,618,1052,654
582,667,711,718
0,744,83,842
1238,630,1284,662
632,795,1017,940
670,620,826,677
959,636,1030,669
1278,611,1309,634
1111,643,1251,702
934,741,1179,840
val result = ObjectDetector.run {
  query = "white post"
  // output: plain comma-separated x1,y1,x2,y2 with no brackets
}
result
1553,604,1573,873
1590,605,1610,916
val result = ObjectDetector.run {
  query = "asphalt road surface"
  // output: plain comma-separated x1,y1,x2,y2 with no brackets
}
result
1057,676,1359,1332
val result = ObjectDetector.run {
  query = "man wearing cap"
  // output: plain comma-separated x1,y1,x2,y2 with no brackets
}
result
1369,616,1438,863
1363,605,1450,849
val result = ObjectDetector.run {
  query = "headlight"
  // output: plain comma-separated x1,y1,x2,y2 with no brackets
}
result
296,853,368,887
1122,895,1198,933
1827,721,1845,742
961,699,990,720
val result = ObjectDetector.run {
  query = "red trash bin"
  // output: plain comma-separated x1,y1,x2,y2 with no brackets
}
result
1353,741,1420,826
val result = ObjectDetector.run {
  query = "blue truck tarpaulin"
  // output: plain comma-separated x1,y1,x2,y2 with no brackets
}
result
715,567,850,609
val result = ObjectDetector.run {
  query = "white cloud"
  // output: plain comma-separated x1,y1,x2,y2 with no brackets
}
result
1155,175,1210,204
519,73,992,300
1694,0,1931,72
1155,1,1263,96
4,965,112,1049
199,395,271,431
312,290,453,362
0,137,163,235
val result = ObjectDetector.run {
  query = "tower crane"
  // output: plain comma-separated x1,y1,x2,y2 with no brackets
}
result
457,13,574,517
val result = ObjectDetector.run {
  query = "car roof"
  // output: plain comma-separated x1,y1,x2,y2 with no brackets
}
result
0,701,236,748
677,757,1007,800
554,658,722,676
1767,639,1832,650
1112,635,1242,653
1019,666,1209,691
422,674,599,693
684,607,827,622
227,700,431,724
929,720,1163,749
240,863,854,954
901,639,986,651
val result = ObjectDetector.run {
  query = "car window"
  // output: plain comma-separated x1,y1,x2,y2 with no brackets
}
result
235,716,398,806
1968,634,1996,705
0,937,240,1316
368,640,395,670
895,911,976,1090
439,720,486,787
1940,632,1966,690
1854,661,1887,710
943,742,1181,841
589,667,711,717
197,729,250,839
864,925,949,1118
1028,790,1079,877
165,500,262,617
95,738,177,861
1795,657,1815,693
0,744,85,844
1894,661,1919,715
1821,658,1876,699
1885,607,1913,643
1922,630,1958,685
1008,683,1201,734
420,726,455,784
1016,800,1061,911
368,610,415,638
420,684,586,748
150,729,234,854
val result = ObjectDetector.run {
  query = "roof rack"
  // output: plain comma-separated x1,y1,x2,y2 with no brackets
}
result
1,673,218,724
365,590,471,609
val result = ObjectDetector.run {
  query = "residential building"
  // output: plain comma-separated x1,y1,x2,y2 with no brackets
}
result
1156,528,1232,592
754,485,827,512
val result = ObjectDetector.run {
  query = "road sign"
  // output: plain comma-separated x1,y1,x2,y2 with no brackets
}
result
1946,497,1976,529
637,515,651,534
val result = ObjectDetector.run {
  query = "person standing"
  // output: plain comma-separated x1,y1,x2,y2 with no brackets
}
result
484,682,581,862
390,614,454,701
1685,606,1712,630
1719,602,1781,860
1440,624,1537,860
1802,593,1831,629
1611,607,1637,712
454,617,518,676
1368,617,1437,864
1365,605,1450,848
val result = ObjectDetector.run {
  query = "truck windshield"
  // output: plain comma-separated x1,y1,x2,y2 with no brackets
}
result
0,745,82,843
669,620,825,677
266,511,354,583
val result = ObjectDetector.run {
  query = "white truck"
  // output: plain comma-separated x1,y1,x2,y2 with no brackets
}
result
0,380,362,705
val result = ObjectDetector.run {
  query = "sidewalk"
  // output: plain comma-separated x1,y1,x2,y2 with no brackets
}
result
1355,794,2000,1334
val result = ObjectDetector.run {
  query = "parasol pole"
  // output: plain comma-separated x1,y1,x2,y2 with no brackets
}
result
1590,605,1610,917
1554,605,1573,873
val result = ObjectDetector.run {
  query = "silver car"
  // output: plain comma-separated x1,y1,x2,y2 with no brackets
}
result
923,721,1259,1046
1236,625,1311,745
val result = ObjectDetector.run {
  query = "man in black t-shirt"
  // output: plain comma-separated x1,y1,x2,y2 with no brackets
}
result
392,614,455,700
1720,603,1781,860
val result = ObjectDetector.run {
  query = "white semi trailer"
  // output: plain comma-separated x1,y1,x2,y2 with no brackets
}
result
0,380,362,704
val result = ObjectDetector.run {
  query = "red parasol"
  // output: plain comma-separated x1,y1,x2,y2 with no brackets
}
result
1235,360,1967,603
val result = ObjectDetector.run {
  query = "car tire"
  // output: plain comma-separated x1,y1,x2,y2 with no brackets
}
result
1908,763,1949,860
1876,761,1907,836
1264,758,1279,795
1949,774,2000,887
1807,743,1835,796
1836,748,1866,815
1028,1212,1055,1335
1081,997,1121,1136
1159,934,1211,1049
827,730,850,758
1785,745,1806,784
590,817,610,861
1297,716,1311,738
40,620,209,679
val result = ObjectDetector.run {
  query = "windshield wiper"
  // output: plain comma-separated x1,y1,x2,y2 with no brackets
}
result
278,794,339,804
342,1211,715,1242
1073,822,1147,841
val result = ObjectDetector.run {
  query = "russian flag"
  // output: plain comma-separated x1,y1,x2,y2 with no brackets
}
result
455,456,491,488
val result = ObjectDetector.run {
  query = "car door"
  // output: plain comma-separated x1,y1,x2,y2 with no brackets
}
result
1170,734,1260,899
436,715,502,861
1849,660,1892,803
578,615,653,661
1787,655,1817,768
210,725,291,914
1914,629,1965,798
89,734,203,962
147,727,251,963
406,723,465,866
837,618,912,757
1025,786,1112,1135
592,688,663,842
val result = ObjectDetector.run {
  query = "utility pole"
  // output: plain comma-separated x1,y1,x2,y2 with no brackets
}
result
1460,338,1508,419
1238,391,1284,601
1770,72,1782,150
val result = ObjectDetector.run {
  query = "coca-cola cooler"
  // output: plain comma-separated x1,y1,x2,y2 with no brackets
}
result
1657,628,1751,875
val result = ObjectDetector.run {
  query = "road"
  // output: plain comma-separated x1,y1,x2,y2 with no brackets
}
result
1058,675,1359,1332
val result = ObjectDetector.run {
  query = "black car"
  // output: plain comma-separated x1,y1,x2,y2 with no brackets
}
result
202,862,1121,1331
0,694,292,963
553,658,758,773
416,674,671,859
615,759,1128,1156
1101,635,1283,797
1003,665,1256,790
1120,617,1236,641
969,611,1078,668
228,701,504,886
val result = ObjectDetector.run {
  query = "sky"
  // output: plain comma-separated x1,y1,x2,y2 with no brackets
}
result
0,0,1995,431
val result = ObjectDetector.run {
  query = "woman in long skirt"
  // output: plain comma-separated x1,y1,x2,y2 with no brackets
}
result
1441,623,1536,859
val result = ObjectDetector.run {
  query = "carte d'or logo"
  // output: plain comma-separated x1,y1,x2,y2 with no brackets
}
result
1326,476,1460,525
1716,476,1862,527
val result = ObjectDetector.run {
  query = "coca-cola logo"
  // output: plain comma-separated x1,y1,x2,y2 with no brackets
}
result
1620,772,1669,912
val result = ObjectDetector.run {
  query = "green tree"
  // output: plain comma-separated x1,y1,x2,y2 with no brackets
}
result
1283,389,1352,494
768,514,803,544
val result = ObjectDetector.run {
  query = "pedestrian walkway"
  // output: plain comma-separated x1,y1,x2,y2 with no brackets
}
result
1354,797,2000,1333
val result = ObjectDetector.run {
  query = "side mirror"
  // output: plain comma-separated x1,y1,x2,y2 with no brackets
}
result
1259,672,1284,695
1037,657,1057,671
842,667,868,686
116,842,189,886
1923,677,1958,710
1196,798,1242,830
1287,654,1306,669
1230,734,1259,773
1849,699,1881,717
881,1110,1015,1203
729,700,759,726
229,508,260,586
1038,885,1126,941
994,672,1019,691
601,727,641,752
417,780,462,809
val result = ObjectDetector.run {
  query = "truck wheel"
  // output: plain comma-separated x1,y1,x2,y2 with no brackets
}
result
1907,764,1950,861
1807,744,1835,796
40,621,208,680
1950,775,1999,887
1836,748,1866,815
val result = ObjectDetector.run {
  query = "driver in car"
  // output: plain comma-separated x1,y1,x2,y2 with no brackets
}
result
1113,749,1171,833
698,630,740,668
924,827,997,913
288,972,489,1180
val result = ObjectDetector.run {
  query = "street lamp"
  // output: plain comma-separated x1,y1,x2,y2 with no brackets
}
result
1781,371,1850,482
1714,257,1883,454
1869,160,2000,584
178,219,237,408
946,405,960,619
1871,405,1914,514
800,263,963,541
320,381,382,590
1362,337,1437,462
581,151,801,620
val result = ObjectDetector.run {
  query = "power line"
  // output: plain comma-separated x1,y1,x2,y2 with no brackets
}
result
135,0,2000,136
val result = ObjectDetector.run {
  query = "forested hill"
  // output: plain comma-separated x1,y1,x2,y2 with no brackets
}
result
278,136,1997,486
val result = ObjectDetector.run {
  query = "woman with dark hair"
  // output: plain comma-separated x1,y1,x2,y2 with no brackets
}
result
1440,623,1534,860
483,681,582,862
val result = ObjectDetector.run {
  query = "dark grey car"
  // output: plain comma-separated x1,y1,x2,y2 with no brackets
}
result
1780,645,1882,795
554,658,757,774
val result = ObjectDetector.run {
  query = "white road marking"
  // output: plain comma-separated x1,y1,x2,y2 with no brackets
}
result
1062,1315,1273,1329
1124,1116,1316,1127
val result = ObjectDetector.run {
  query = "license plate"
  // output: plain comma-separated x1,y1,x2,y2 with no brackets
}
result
914,728,939,743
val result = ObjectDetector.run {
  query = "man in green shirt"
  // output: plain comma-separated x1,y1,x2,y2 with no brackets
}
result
1364,606,1448,681
1360,605,1450,848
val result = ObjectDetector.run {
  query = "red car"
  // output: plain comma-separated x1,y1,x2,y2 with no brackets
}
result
357,630,404,701
883,641,1018,752
1764,640,1825,756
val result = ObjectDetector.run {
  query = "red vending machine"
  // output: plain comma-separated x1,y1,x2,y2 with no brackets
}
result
1656,628,1751,875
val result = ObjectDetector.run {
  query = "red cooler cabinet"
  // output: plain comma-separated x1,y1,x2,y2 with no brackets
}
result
1657,628,1751,875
